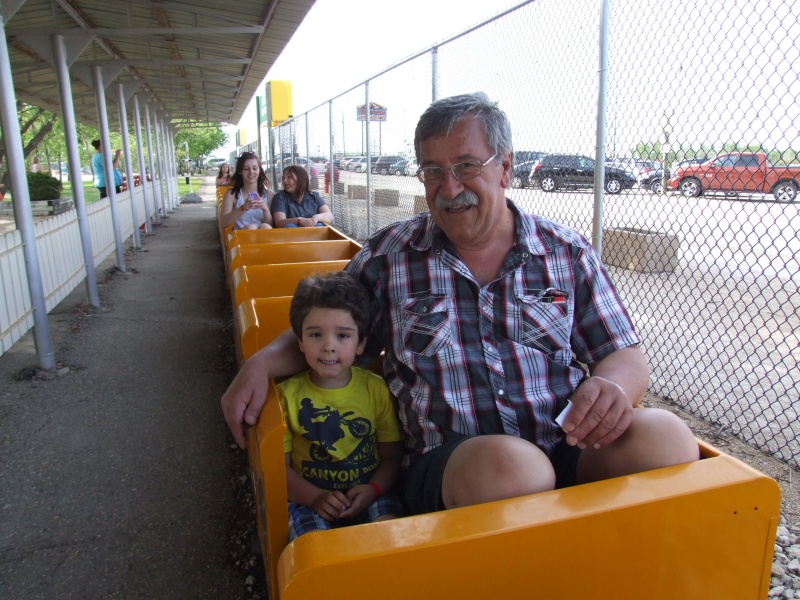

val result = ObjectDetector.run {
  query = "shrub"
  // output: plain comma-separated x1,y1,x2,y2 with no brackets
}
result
27,171,62,201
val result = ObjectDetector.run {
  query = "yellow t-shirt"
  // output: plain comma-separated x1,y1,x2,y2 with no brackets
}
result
277,367,403,491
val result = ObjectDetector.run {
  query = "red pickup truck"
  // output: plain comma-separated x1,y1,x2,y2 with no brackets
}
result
668,152,800,202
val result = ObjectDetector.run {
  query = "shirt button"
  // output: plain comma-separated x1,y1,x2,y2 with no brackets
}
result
421,307,428,313
498,389,505,396
522,252,530,258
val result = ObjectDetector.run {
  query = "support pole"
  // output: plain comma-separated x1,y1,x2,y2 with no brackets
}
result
0,15,55,370
265,81,277,191
591,0,611,255
92,65,126,271
52,33,99,307
143,102,162,223
153,116,168,215
132,94,153,233
365,82,372,237
117,82,141,248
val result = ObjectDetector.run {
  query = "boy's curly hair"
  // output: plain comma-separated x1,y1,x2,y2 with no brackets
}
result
289,271,370,341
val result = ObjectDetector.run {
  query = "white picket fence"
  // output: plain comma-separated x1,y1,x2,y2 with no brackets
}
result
0,181,169,355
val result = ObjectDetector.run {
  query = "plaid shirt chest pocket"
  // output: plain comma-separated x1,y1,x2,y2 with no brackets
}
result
400,294,451,356
513,292,573,360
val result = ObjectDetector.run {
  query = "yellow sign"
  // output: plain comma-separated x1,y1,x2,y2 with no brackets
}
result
268,81,293,126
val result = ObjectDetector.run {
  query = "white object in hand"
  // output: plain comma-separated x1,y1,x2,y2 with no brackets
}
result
555,401,575,429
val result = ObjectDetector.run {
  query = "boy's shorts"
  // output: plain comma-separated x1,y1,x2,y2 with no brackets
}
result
288,492,403,540
402,435,582,516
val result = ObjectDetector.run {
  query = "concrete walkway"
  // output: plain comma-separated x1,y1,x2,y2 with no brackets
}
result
0,177,264,599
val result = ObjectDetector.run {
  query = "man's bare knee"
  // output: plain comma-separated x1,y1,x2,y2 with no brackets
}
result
578,408,699,483
442,435,555,509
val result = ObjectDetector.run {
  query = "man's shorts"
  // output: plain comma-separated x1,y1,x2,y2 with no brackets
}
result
402,435,582,516
288,492,403,540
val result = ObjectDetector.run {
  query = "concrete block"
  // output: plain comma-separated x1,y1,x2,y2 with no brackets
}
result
413,195,428,213
347,185,367,199
333,182,345,195
602,227,680,273
310,176,319,190
374,188,400,207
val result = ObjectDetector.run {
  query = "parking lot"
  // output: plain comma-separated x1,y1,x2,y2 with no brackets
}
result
328,169,800,467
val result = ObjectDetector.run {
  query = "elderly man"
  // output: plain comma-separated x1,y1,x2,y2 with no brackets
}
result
222,92,698,515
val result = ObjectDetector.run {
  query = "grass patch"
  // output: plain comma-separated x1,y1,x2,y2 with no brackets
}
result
2,173,210,203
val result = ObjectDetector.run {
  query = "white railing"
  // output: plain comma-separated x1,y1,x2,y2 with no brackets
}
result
0,181,163,355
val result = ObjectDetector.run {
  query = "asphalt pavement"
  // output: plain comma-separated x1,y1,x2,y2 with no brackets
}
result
0,176,263,599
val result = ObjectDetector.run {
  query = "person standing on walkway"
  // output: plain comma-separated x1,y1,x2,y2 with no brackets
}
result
219,152,274,230
91,140,122,200
30,156,45,173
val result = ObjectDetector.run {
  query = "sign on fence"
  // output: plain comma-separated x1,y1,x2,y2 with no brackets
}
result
357,102,387,122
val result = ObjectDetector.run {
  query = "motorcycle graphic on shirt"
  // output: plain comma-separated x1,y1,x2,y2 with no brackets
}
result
297,397,377,489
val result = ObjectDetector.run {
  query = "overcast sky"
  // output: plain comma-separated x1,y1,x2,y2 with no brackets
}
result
221,0,525,154
221,0,800,159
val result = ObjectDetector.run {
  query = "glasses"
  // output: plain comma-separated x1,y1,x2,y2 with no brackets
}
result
416,153,498,185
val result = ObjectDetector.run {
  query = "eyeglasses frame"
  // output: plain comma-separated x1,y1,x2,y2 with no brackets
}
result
415,152,500,185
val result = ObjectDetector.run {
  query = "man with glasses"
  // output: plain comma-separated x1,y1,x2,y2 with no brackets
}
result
222,93,698,515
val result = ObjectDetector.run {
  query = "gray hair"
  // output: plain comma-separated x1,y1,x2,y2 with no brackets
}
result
414,92,513,163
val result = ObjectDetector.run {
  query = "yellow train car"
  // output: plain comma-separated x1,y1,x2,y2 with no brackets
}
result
223,224,781,600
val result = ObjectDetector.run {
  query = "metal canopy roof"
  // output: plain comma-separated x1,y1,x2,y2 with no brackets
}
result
2,0,315,129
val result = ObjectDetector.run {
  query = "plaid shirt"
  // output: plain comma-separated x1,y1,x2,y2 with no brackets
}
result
346,201,640,463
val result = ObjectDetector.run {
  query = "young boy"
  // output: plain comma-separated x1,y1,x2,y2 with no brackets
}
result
279,271,404,540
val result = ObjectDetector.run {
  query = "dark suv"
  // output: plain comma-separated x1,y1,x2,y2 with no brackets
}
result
530,154,636,194
371,155,406,175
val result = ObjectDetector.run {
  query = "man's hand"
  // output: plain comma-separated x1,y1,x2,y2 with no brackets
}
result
220,354,270,448
312,490,351,521
562,376,633,450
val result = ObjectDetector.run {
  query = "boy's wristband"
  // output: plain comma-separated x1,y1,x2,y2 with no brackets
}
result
367,482,382,498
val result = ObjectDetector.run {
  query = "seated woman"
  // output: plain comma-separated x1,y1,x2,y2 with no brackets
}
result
271,165,333,228
215,163,232,186
219,152,274,231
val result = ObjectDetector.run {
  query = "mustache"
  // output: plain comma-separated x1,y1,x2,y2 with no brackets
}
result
434,189,479,211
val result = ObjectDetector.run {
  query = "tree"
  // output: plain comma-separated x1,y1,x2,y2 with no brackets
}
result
174,123,228,168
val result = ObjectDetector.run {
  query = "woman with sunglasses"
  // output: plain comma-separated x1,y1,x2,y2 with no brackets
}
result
219,153,274,230
215,163,232,186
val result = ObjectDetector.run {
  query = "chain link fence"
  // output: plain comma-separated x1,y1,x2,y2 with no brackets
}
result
267,0,799,469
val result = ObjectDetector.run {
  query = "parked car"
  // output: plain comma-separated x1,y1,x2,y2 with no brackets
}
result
607,157,657,182
388,159,411,176
283,156,320,176
405,161,419,176
511,160,539,188
639,169,665,194
669,157,710,178
668,152,800,201
530,154,637,194
340,157,358,171
371,155,406,175
514,150,547,164
347,157,367,172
